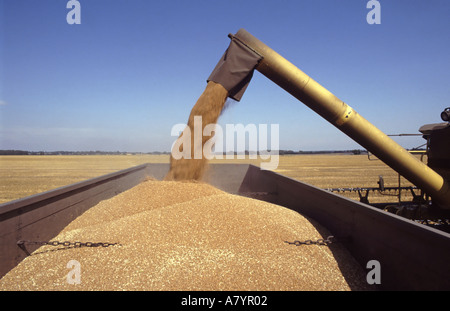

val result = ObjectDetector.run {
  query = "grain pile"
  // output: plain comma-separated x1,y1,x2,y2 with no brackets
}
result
165,81,228,181
0,179,370,291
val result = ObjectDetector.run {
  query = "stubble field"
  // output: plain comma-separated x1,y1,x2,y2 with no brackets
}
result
0,153,421,205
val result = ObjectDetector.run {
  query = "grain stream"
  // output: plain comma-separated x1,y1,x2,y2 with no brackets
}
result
165,81,228,181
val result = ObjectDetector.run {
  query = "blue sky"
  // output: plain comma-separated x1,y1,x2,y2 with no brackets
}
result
1,0,449,152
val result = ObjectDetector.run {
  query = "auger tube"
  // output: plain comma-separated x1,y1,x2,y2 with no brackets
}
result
229,28,450,209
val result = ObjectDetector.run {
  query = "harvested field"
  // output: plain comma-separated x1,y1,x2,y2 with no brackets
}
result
0,179,370,291
0,153,423,205
0,155,167,204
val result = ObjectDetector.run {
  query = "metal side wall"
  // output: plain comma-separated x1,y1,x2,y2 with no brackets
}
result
238,165,450,290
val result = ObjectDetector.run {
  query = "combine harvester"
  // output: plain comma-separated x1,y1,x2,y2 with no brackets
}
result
1,29,449,290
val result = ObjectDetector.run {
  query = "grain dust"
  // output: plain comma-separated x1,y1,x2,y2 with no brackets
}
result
165,81,228,181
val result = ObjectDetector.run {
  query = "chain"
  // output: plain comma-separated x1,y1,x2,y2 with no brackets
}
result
17,240,120,248
284,235,335,246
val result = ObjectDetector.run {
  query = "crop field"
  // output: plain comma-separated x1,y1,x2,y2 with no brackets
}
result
0,155,166,204
0,153,423,205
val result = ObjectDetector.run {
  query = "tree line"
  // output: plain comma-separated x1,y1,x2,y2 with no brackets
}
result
0,149,368,156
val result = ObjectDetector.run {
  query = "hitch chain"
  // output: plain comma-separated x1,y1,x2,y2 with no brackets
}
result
284,235,335,246
17,240,120,248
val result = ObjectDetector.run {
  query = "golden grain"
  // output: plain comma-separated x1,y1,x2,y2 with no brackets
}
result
0,179,370,291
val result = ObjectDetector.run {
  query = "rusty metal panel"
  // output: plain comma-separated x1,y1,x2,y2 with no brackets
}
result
238,165,450,290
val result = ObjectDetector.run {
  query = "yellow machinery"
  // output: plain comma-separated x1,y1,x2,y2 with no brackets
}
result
208,29,450,213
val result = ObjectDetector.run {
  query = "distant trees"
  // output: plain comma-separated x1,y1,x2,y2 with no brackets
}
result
0,150,29,155
0,150,171,155
0,149,370,156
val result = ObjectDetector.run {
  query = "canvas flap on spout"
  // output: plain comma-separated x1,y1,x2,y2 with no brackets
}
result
207,37,262,101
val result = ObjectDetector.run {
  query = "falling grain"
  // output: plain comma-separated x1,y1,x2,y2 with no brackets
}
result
165,81,228,181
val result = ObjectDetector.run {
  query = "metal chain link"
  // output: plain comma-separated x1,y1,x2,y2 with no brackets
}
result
17,240,120,248
284,235,335,246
